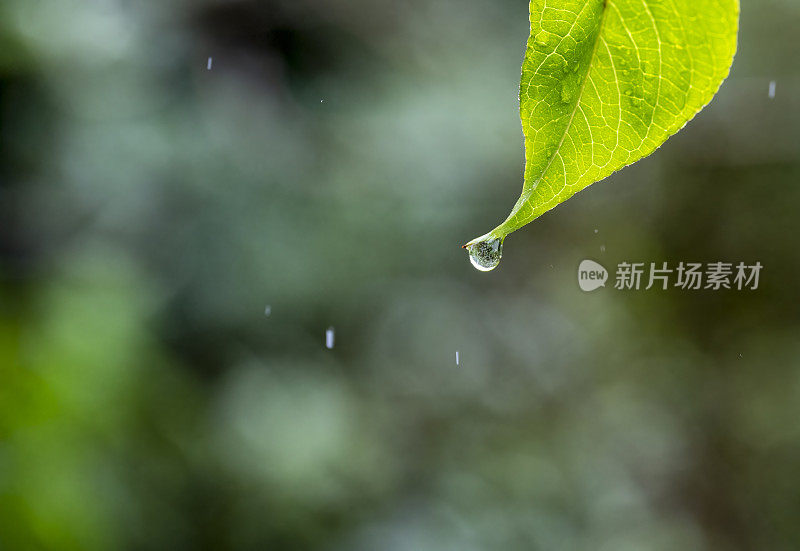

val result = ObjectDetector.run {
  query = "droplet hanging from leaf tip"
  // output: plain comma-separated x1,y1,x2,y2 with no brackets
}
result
467,237,503,272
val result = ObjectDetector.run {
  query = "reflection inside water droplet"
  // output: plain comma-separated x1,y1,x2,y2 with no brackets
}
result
467,237,503,272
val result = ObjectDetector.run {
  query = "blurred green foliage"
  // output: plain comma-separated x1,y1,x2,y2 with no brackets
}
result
0,1,799,550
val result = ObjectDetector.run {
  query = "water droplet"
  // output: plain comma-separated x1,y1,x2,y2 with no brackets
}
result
572,62,580,73
325,327,335,349
534,31,549,46
594,229,599,234
455,351,460,366
264,305,272,316
769,80,776,99
467,237,503,272
624,88,633,96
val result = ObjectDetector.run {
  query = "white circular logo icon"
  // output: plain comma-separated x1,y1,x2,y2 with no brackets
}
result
578,260,608,292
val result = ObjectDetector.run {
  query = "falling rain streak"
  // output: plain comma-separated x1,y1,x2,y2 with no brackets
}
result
207,57,213,70
326,327,335,349
769,81,776,99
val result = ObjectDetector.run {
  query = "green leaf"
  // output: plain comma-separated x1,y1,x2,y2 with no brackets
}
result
465,0,739,271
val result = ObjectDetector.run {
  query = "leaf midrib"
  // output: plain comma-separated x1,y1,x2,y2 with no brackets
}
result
500,0,612,236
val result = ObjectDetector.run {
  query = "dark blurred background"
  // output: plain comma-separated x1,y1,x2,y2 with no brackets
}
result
1,0,799,549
